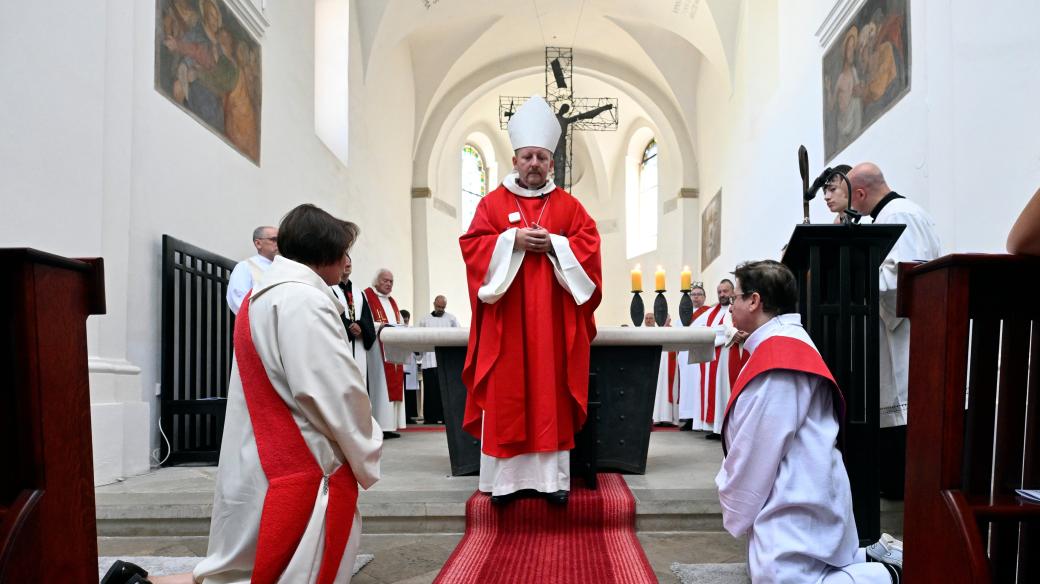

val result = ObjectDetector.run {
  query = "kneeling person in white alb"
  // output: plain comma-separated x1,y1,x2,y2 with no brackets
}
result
716,260,901,583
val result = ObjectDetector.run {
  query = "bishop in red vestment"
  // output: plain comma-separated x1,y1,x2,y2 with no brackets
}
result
459,95,601,504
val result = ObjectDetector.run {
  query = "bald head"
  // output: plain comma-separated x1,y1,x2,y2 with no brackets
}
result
847,162,892,215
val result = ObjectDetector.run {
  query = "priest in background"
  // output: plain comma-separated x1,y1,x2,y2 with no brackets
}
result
649,313,680,426
417,295,460,425
460,95,602,506
331,254,375,382
676,285,710,431
848,162,941,499
701,279,748,440
365,269,408,439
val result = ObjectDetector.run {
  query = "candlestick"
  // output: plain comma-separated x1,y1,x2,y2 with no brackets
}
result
654,266,666,292
630,265,643,293
630,292,645,326
680,266,692,291
679,291,693,326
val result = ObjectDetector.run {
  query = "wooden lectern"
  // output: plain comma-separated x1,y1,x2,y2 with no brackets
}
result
899,255,1040,583
782,223,904,545
0,249,105,582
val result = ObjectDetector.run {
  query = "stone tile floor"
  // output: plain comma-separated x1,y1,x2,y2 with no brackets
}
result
96,428,898,583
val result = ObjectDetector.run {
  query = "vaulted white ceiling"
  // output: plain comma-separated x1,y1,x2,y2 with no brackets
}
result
354,0,742,187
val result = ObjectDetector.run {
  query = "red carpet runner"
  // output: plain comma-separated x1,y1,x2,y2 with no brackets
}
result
433,474,656,583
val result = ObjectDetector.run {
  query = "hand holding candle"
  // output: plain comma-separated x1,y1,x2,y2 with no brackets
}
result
680,266,692,291
655,266,666,291
630,265,643,292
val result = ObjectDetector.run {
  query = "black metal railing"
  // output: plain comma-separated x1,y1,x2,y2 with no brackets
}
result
160,235,236,465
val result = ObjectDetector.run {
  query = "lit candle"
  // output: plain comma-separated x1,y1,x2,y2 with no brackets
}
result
655,266,666,291
630,265,643,292
680,266,692,291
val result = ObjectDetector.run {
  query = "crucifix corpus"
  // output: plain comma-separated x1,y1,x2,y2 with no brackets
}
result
500,47,619,191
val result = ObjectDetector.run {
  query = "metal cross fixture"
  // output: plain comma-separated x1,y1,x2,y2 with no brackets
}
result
500,47,619,191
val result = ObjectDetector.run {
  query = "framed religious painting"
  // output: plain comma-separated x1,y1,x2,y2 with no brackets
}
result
155,0,263,164
822,0,911,161
701,189,722,269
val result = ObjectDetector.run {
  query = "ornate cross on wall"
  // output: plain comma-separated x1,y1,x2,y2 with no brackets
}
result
500,47,619,191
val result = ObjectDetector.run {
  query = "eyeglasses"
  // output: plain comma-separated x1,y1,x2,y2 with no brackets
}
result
733,290,756,300
259,236,278,242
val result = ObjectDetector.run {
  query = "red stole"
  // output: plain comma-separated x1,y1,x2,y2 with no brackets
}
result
234,294,358,584
459,184,602,457
699,304,724,423
363,287,404,402
721,335,845,457
666,351,677,403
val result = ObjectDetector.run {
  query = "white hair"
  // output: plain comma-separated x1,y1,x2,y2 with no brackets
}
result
372,269,393,286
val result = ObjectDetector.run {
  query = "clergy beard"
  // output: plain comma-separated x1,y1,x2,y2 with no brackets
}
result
516,176,548,190
433,310,445,317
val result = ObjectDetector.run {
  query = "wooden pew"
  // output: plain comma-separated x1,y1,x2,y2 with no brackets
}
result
0,249,105,582
899,254,1040,583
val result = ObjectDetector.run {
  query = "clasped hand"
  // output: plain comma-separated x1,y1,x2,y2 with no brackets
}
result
514,226,553,253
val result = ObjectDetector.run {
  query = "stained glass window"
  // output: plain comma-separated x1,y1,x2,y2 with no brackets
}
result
460,144,487,232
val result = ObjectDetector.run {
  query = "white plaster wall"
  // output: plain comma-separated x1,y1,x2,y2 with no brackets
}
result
2,0,417,483
695,0,1040,291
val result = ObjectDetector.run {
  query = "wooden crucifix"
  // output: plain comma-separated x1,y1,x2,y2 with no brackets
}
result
500,47,619,191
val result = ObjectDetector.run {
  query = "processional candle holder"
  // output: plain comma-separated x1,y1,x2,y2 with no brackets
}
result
678,288,693,326
630,291,645,326
653,289,668,327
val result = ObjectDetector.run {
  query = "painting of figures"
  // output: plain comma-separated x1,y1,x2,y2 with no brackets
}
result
822,0,910,161
701,190,721,269
155,0,262,164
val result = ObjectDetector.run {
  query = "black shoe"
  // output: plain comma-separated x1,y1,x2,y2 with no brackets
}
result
101,560,151,584
705,432,722,441
490,492,516,505
545,490,569,505
679,420,693,431
383,431,401,439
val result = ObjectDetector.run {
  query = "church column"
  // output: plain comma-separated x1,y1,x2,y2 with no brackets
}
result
411,188,433,324
88,0,151,486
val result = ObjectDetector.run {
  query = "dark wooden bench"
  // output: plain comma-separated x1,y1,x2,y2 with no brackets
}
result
0,249,105,582
899,254,1040,583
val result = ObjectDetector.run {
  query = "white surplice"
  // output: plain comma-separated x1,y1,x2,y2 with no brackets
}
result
716,314,891,584
477,173,596,496
651,350,679,424
870,196,941,428
677,309,711,423
365,291,407,431
226,254,273,314
194,256,382,584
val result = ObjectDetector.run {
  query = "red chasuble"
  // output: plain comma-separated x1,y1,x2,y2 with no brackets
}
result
364,287,404,402
235,294,358,584
460,184,602,458
721,335,846,457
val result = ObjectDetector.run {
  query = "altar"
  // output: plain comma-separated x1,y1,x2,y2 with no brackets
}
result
381,326,716,476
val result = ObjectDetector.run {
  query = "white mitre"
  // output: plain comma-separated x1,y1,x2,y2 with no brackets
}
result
507,95,561,153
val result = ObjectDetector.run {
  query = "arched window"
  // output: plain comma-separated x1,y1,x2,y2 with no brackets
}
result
460,144,487,232
627,137,658,257
314,0,349,165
